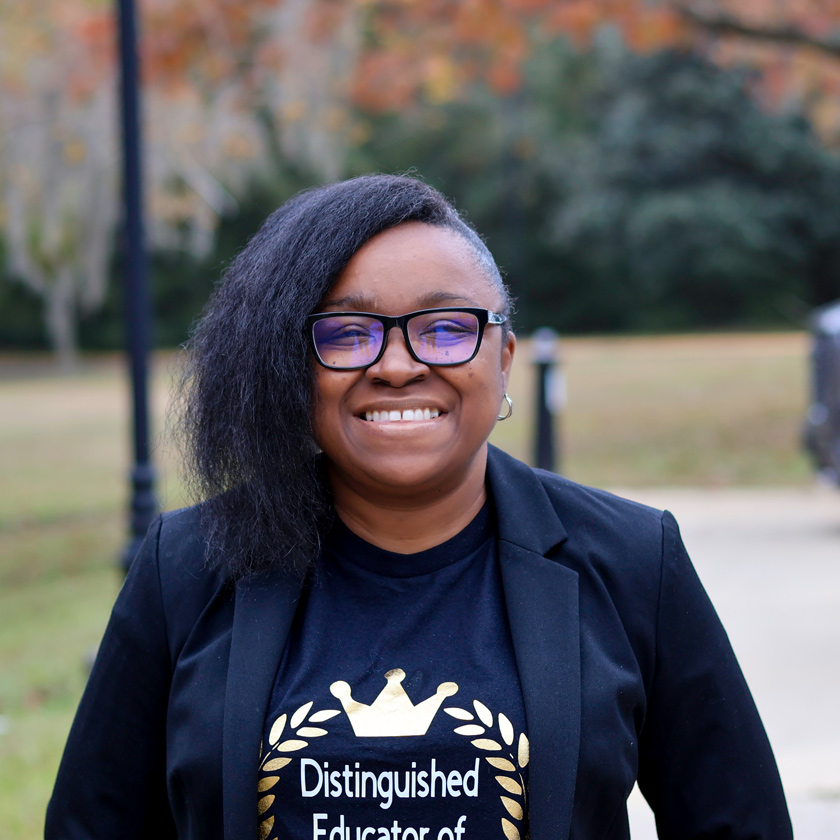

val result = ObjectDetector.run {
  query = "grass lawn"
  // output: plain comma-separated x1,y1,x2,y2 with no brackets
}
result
0,333,815,836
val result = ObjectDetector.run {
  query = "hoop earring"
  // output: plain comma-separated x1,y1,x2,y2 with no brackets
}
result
497,393,513,421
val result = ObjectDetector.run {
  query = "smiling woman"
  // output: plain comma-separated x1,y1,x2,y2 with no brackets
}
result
310,223,515,552
46,175,792,840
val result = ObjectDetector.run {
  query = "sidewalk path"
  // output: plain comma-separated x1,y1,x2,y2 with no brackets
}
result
607,484,840,838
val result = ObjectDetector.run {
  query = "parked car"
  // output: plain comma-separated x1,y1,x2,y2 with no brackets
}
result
804,299,840,485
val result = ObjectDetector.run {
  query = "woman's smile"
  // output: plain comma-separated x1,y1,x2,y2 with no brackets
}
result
361,407,442,423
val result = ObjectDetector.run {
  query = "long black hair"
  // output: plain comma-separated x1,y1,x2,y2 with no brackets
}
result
177,174,512,579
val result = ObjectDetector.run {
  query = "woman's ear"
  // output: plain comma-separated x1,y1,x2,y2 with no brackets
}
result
501,331,516,391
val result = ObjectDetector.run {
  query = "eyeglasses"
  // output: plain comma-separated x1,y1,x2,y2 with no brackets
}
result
307,307,507,370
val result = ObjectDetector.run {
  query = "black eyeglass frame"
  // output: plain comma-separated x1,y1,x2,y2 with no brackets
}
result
307,307,507,370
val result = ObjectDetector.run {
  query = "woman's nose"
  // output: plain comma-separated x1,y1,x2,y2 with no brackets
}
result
365,327,429,386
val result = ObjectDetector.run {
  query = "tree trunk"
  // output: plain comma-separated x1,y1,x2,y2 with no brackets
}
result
45,265,79,373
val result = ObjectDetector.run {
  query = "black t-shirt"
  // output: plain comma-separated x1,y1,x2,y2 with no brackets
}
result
258,503,530,840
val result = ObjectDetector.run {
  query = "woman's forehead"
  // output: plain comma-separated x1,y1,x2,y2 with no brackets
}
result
319,222,502,312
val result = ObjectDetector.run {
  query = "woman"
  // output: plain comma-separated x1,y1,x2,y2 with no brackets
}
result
47,174,791,840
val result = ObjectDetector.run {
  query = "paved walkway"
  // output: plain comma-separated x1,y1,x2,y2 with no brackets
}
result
608,485,840,838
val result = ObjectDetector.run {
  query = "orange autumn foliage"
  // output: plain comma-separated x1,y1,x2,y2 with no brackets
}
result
5,0,840,130
350,0,840,137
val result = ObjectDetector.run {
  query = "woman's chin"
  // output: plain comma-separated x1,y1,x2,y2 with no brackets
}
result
351,458,454,496
328,445,487,504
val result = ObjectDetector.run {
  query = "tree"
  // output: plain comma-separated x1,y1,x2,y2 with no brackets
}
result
674,1,840,142
349,35,840,332
0,0,358,363
4,0,840,360
0,1,118,369
351,0,840,142
545,49,840,331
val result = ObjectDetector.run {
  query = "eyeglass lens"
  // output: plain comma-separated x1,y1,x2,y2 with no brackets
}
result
312,311,482,368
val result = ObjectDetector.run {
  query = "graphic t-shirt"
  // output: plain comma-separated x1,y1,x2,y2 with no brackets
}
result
258,503,530,840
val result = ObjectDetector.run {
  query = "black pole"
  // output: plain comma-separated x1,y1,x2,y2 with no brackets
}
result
117,0,157,572
532,328,563,474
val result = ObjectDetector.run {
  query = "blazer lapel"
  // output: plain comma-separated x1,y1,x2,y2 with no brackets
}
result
488,447,581,840
499,545,581,840
223,568,303,840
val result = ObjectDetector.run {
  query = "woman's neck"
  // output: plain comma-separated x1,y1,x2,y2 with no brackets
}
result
327,456,489,554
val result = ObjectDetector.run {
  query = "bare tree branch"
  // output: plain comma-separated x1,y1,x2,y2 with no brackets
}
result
675,2,840,59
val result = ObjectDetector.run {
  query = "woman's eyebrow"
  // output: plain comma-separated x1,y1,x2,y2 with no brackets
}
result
419,291,483,307
318,294,375,311
319,291,483,311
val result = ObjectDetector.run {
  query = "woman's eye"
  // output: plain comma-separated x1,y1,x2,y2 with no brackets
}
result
420,320,474,338
323,324,374,343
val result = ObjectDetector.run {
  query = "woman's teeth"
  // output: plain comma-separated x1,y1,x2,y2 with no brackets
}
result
364,408,440,422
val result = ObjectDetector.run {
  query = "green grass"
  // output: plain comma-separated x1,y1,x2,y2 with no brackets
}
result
0,356,186,836
492,332,812,487
0,525,122,836
0,333,815,836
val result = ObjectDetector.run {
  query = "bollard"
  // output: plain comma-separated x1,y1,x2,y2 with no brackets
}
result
804,300,840,485
531,328,565,473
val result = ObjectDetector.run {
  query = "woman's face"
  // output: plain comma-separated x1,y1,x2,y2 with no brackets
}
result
311,222,515,502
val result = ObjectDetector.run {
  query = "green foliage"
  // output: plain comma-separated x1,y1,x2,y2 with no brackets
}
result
0,279,44,350
79,167,316,351
2,39,839,350
0,238,45,349
350,40,840,333
544,49,840,331
347,37,596,332
148,169,316,348
0,165,315,352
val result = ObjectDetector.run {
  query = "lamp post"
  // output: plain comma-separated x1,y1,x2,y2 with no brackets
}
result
116,0,157,572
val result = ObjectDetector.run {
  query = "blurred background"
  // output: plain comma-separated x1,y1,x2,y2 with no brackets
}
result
1,0,840,836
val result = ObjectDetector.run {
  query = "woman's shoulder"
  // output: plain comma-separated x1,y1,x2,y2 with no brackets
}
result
132,504,233,637
487,445,678,581
487,448,683,672
154,502,216,575
489,446,668,537
537,467,669,541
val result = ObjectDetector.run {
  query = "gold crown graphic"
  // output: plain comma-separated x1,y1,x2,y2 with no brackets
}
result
329,669,458,737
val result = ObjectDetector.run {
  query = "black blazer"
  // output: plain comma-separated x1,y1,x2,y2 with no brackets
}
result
47,446,791,840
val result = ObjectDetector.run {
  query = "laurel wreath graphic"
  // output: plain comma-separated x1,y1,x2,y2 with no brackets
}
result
444,700,530,840
256,696,529,840
257,700,341,840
